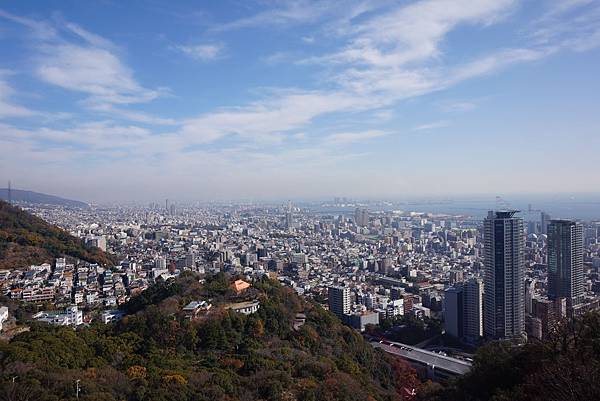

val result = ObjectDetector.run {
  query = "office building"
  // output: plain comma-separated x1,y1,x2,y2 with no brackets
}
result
85,235,107,252
444,278,483,342
463,278,484,341
483,211,526,341
531,298,556,340
328,286,351,318
525,279,536,315
155,257,167,270
547,219,584,313
541,212,551,235
444,286,463,338
354,208,369,227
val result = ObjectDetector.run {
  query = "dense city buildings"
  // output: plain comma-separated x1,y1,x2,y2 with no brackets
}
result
483,211,526,342
1,200,599,350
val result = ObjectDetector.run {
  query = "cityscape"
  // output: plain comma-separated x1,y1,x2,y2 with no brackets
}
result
1,0,600,400
2,197,600,383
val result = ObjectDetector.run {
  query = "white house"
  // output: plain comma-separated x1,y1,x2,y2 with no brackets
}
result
0,306,8,331
226,300,260,315
101,310,126,324
33,305,83,327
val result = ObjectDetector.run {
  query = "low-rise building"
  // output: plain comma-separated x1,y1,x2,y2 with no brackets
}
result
182,300,212,319
33,306,83,327
226,300,260,314
101,310,126,324
0,306,8,331
346,311,379,331
231,279,251,293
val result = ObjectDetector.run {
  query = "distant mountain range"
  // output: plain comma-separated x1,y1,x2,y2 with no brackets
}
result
0,188,88,208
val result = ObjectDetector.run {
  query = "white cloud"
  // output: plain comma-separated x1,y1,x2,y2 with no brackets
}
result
174,0,594,153
63,21,115,50
529,0,600,49
438,100,478,113
307,0,517,67
0,9,57,39
88,103,178,126
261,51,297,65
325,130,388,144
37,44,160,105
3,2,600,200
0,73,36,118
211,0,333,32
174,43,224,61
0,9,162,109
180,90,371,144
413,121,450,131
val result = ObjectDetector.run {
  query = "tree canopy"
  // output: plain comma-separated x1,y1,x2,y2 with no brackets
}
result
0,273,416,401
0,200,116,269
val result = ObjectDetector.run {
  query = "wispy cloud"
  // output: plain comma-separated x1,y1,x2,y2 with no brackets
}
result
3,1,600,200
529,0,600,50
325,130,388,144
37,43,161,105
211,0,334,32
261,51,298,65
306,0,517,67
174,43,225,61
0,10,162,108
413,121,450,131
437,100,478,113
88,103,178,126
180,90,371,144
0,71,36,118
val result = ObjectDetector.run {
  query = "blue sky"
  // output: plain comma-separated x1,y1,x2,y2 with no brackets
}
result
0,0,599,202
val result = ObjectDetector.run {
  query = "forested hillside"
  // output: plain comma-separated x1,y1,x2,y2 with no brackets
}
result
430,312,600,401
0,200,115,269
0,273,420,401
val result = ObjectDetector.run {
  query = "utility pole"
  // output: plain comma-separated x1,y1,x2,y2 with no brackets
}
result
9,376,18,401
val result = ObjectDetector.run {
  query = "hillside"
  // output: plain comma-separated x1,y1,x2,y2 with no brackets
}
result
0,188,89,208
429,312,600,401
0,200,115,269
0,273,420,401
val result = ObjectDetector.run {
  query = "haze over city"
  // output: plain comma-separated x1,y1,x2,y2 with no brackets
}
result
1,0,600,202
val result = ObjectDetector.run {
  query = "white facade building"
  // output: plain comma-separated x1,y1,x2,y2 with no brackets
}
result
0,306,8,331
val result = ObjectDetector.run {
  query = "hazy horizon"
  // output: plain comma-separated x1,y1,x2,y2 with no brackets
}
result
1,1,600,202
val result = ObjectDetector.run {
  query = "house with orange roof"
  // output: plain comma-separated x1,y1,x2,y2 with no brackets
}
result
231,279,250,293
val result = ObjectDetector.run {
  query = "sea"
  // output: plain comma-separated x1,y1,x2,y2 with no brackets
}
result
309,194,600,221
